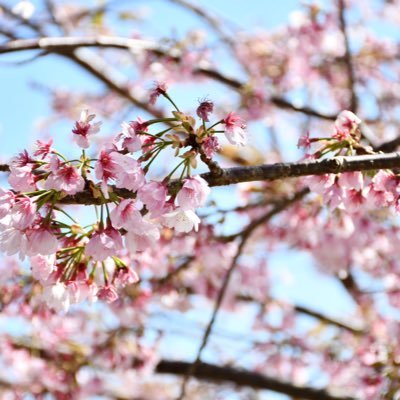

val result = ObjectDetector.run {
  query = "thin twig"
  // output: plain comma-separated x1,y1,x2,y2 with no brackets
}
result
176,188,308,399
338,0,358,112
0,36,338,121
167,0,235,47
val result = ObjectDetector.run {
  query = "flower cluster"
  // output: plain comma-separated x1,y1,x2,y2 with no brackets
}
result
302,110,400,214
0,84,246,311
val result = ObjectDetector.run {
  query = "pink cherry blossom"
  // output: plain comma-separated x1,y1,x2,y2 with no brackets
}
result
120,122,142,153
94,149,119,196
0,227,27,257
149,81,168,105
10,197,37,230
125,220,160,252
372,170,399,195
201,136,220,159
42,282,70,312
34,139,53,159
138,181,168,216
333,110,361,141
111,152,145,192
342,188,367,213
338,172,364,191
97,284,119,303
196,100,214,121
163,208,201,233
95,150,117,181
0,188,15,220
30,254,56,283
8,164,36,192
121,118,148,153
322,181,345,209
176,175,210,210
114,267,139,287
72,109,102,149
44,164,85,195
85,227,123,261
110,199,143,231
304,173,335,194
26,228,58,256
365,185,394,208
297,131,311,150
223,112,247,146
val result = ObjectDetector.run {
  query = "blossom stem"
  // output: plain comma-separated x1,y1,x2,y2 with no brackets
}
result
146,117,178,126
54,206,78,224
162,93,180,112
207,119,223,131
166,159,186,180
102,261,109,285
143,147,163,172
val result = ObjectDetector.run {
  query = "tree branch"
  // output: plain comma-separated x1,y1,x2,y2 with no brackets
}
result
177,188,307,399
2,152,400,205
338,0,358,113
156,360,356,400
375,136,400,153
0,36,338,121
0,36,160,55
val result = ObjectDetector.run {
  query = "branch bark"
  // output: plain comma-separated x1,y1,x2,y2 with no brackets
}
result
156,360,356,400
2,152,400,205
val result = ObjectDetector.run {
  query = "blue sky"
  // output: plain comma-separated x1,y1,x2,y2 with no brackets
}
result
0,0,354,334
0,1,364,398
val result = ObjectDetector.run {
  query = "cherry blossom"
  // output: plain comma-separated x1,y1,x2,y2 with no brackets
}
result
176,175,210,210
110,199,143,231
120,120,145,153
10,197,36,230
196,99,214,121
8,164,36,192
162,208,201,233
201,135,220,159
149,82,168,105
97,284,119,303
26,227,58,256
3,2,400,398
223,112,247,146
42,282,70,312
72,109,102,149
138,181,168,217
333,110,362,141
30,254,56,283
44,164,85,195
85,227,123,261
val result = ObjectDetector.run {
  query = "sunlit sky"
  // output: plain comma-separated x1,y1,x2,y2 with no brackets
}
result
0,1,374,398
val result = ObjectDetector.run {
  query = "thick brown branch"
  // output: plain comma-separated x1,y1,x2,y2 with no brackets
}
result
198,152,400,188
0,36,160,55
3,152,400,205
156,360,356,400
